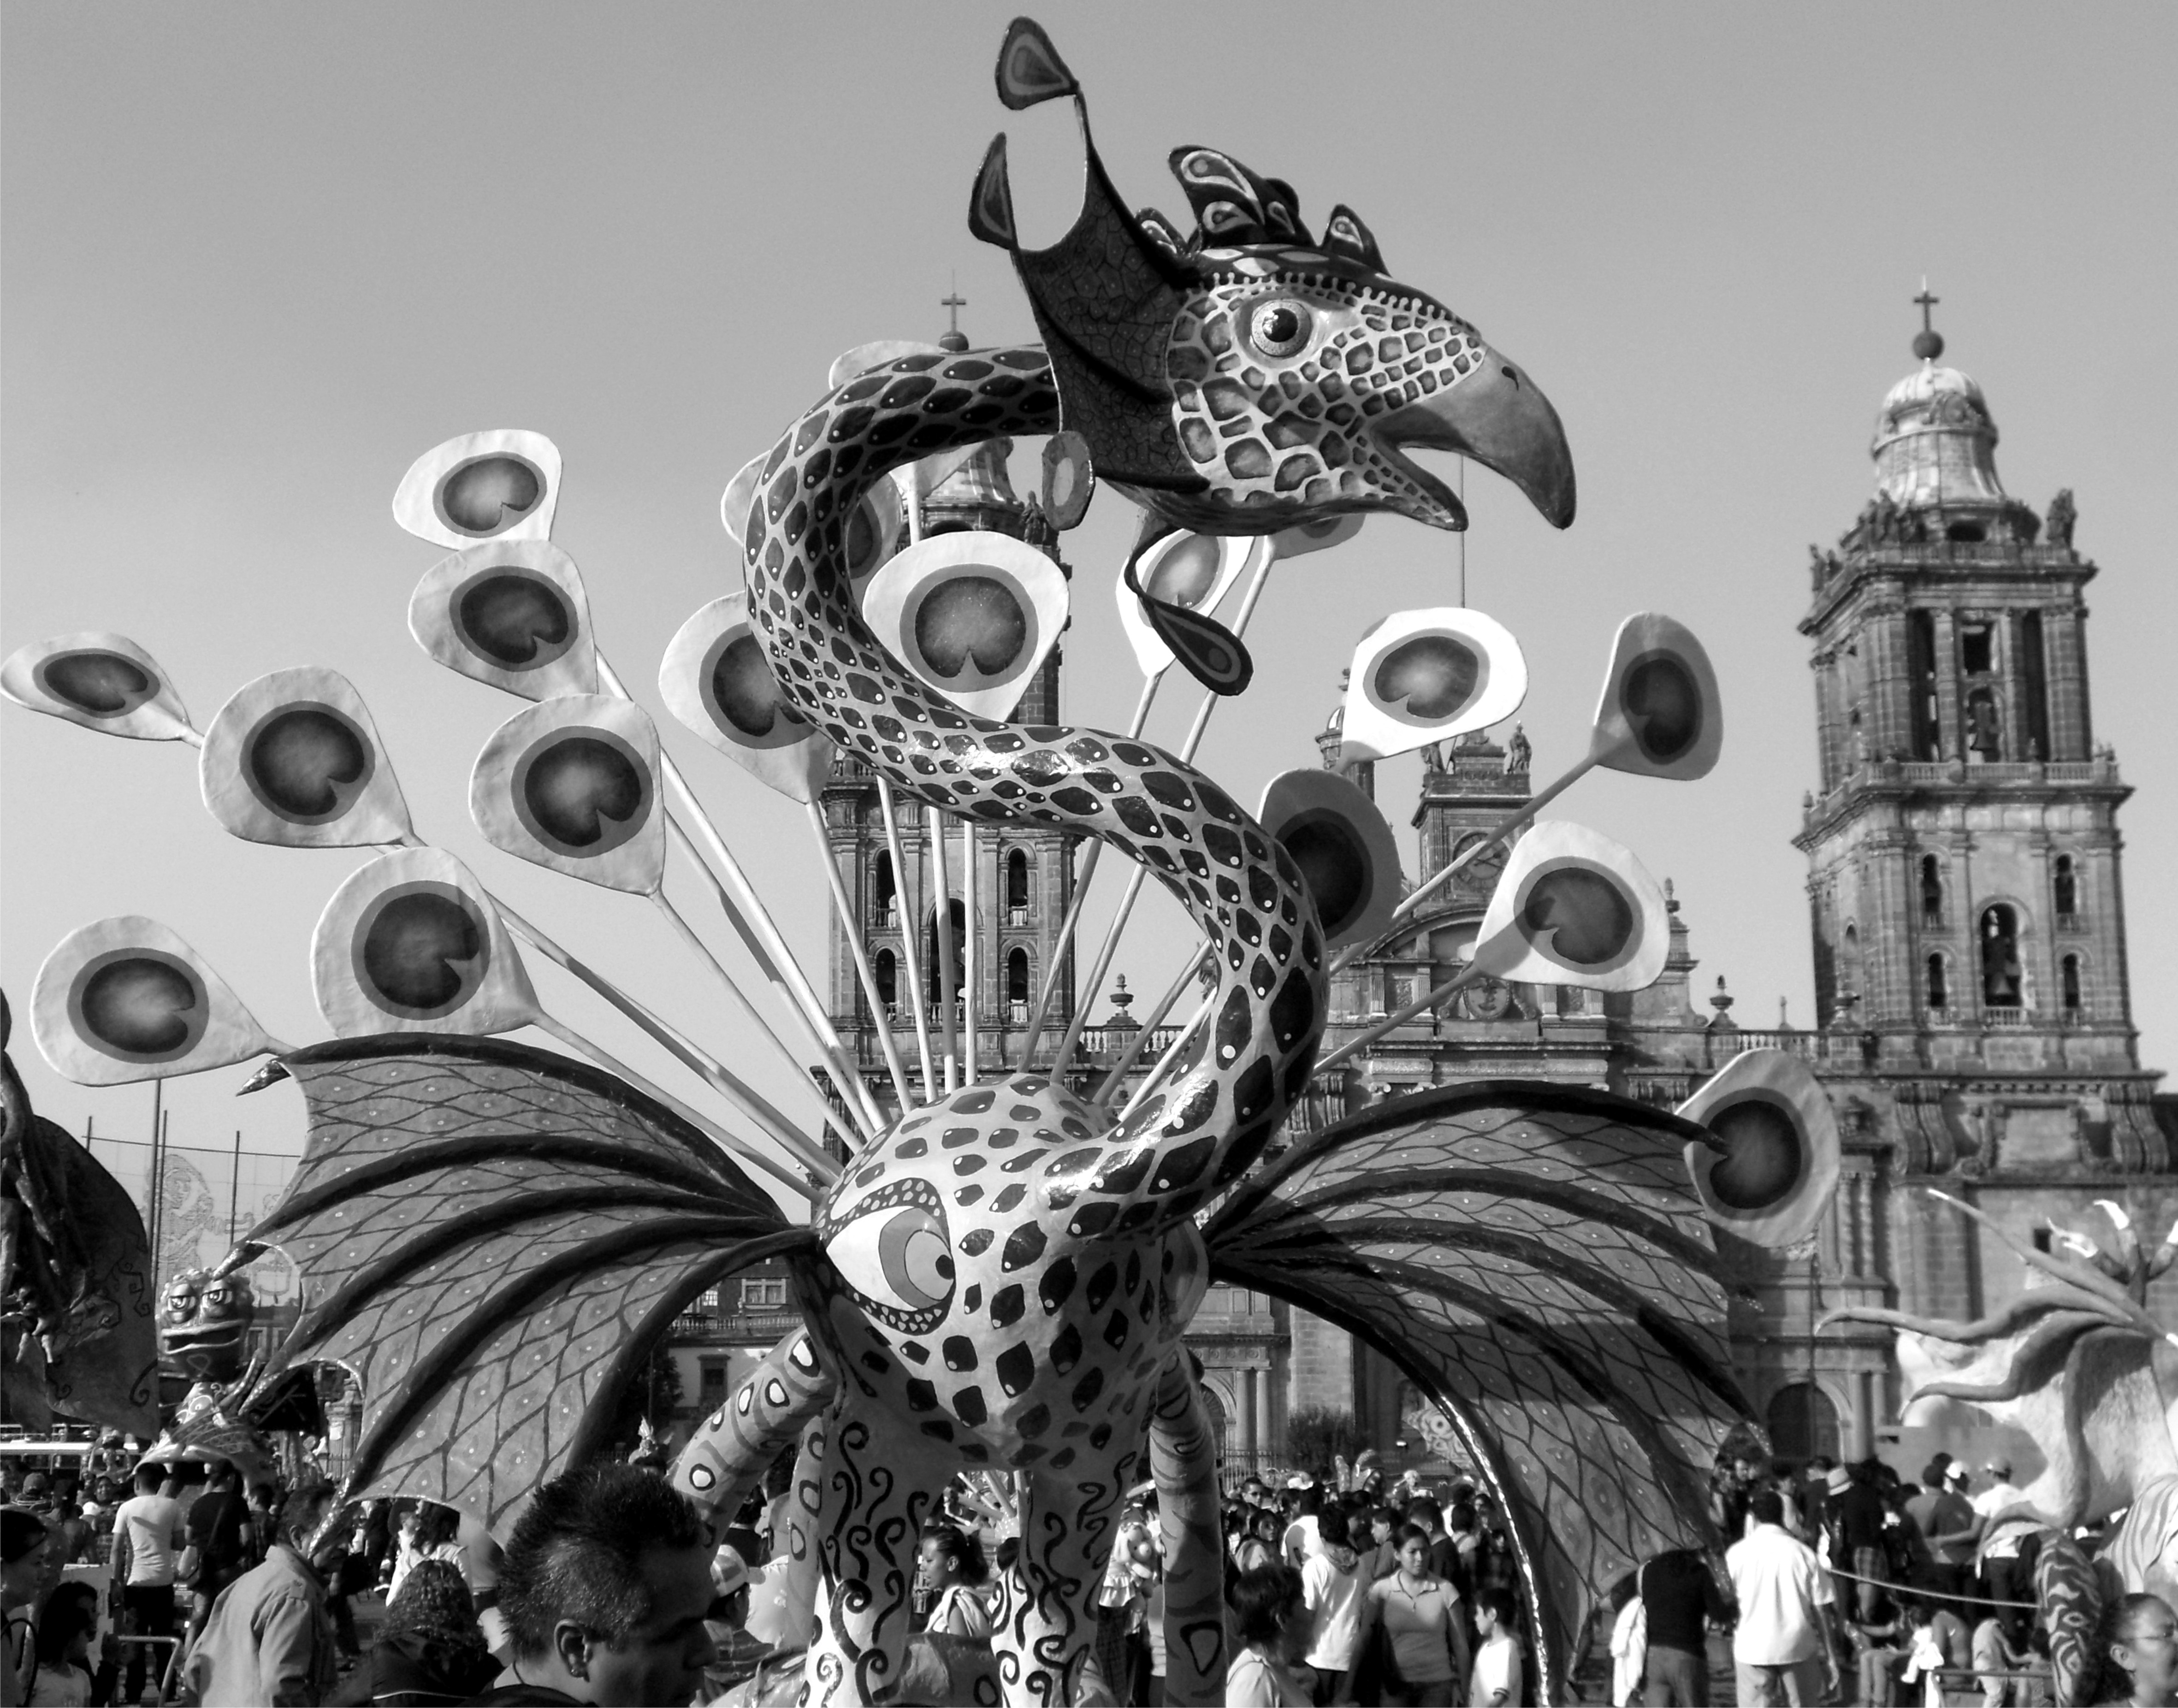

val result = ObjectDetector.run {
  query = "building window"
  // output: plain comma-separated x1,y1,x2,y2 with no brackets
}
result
926,899,968,1006
1980,904,2023,1008
1765,1382,1840,1462
700,1363,728,1407
874,949,896,1011
2021,610,2050,759
2053,855,2077,920
1006,849,1030,923
740,1277,788,1310
1006,947,1030,1020
1919,856,1943,922
1959,622,1994,676
1926,953,1947,1012
2061,954,2082,1015
1907,610,1939,760
870,851,896,924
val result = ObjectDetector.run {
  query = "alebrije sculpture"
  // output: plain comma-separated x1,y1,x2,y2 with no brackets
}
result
0,992,157,1439
1825,1194,2178,1705
12,19,1759,1708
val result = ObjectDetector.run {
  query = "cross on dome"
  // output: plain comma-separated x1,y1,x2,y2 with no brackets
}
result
939,284,969,352
1912,278,1944,362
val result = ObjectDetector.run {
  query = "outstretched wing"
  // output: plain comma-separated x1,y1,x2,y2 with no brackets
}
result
251,1034,816,1534
1202,1081,1749,1698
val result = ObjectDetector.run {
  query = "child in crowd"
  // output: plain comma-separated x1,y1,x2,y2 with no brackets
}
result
1469,1587,1522,1708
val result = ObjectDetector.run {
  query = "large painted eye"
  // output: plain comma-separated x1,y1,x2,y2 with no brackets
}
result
825,1195,956,1330
1244,299,1313,360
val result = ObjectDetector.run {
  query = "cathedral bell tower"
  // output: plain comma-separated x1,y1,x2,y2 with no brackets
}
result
1794,297,2166,1359
818,309,1081,1120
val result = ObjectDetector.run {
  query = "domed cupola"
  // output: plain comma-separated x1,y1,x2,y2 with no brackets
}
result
1863,288,2031,545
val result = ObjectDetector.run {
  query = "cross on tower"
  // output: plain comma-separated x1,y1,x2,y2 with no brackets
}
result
1911,278,1944,361
941,288,967,337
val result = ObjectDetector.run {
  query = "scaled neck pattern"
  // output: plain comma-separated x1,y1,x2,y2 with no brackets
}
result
739,346,1325,1234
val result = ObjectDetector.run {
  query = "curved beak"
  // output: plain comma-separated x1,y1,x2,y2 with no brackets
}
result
1378,341,1577,530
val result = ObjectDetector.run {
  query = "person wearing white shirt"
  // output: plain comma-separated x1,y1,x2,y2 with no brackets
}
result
1969,1460,2035,1636
1299,1510,1366,1704
109,1464,185,1708
1724,1488,1842,1706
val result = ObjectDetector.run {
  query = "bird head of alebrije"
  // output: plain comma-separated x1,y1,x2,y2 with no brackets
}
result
971,18,1575,536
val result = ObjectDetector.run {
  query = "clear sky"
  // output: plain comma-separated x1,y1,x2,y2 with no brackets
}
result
5,3,2173,1217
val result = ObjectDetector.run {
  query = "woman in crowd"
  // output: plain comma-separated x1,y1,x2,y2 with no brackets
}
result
4,1507,53,1706
1228,1565,1312,1708
24,1582,99,1708
330,1557,496,1708
1356,1508,1400,1584
918,1523,993,1642
1236,1510,1283,1576
386,1504,464,1602
1361,1523,1471,1708
2095,1593,2178,1708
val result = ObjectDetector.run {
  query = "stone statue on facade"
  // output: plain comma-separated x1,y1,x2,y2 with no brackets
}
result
1503,722,1531,774
2045,487,2077,549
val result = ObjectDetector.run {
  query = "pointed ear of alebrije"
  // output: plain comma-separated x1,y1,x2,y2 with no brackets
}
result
1136,207,1189,261
1324,204,1386,273
995,17,1079,109
1167,148,1310,248
1125,540,1253,696
969,133,1018,249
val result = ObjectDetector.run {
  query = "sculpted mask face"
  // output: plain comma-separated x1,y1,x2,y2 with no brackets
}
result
157,1266,255,1383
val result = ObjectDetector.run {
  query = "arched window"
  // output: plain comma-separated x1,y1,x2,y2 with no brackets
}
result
1765,1383,1841,1463
874,949,896,1011
871,851,896,923
925,899,967,1006
1980,904,2022,1008
1006,849,1030,921
1919,855,1943,922
1006,947,1030,1017
1926,953,1947,1012
2053,854,2077,919
2061,953,2082,1014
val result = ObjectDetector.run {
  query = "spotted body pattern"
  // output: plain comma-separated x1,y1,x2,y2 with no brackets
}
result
739,344,1301,1702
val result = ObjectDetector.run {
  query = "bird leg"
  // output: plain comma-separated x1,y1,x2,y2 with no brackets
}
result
802,1393,946,1707
671,1328,835,1544
1148,1352,1229,1706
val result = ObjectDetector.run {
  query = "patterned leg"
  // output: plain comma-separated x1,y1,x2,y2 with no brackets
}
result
1148,1352,1229,1706
764,1414,826,1650
991,1437,1147,1708
2035,1529,2101,1707
801,1392,946,1708
671,1329,834,1543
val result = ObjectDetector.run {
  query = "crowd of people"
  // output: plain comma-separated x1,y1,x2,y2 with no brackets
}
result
3,1443,2173,1708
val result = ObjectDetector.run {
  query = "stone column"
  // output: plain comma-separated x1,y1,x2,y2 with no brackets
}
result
1239,1361,1258,1459
1932,609,1962,758
2000,612,2029,762
2045,606,2090,762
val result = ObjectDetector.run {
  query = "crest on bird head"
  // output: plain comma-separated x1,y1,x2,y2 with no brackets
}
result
971,18,1576,693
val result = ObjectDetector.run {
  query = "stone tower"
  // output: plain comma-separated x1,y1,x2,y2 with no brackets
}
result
818,328,1082,1118
1784,311,2171,1462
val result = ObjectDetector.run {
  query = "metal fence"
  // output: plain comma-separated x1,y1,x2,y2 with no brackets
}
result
75,1125,298,1299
